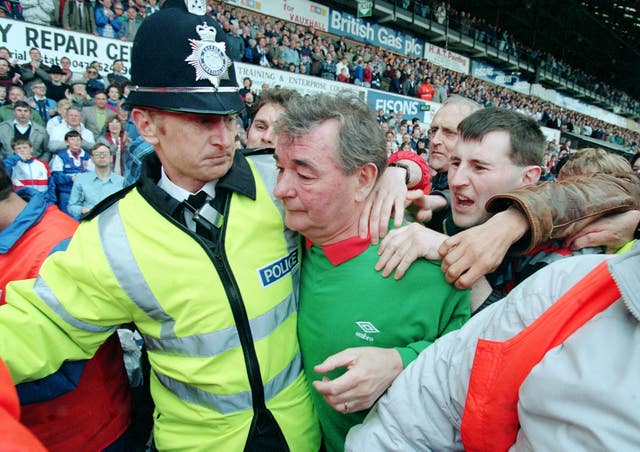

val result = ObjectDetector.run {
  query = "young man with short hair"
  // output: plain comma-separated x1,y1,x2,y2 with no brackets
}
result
0,100,49,161
68,143,125,219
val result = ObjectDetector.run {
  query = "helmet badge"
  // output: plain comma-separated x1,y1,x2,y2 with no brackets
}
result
184,23,231,89
184,0,206,15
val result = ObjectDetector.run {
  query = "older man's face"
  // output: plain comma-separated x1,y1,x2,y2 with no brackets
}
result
273,119,364,244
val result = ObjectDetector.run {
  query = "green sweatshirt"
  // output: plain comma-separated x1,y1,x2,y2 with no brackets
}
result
298,235,470,452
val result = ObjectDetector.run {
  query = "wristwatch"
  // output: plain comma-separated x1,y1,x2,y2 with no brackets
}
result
389,162,410,185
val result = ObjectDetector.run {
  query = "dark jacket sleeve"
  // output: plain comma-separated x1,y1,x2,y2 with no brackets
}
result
486,172,640,254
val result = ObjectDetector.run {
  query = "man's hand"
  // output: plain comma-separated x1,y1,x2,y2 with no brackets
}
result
406,191,448,223
439,209,529,289
312,347,403,414
358,166,407,244
376,222,448,279
564,210,640,253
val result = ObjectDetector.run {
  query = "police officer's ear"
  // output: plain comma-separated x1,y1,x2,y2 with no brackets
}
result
131,108,160,146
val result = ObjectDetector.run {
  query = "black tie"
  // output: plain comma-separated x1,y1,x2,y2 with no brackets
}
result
185,191,224,242
37,99,47,122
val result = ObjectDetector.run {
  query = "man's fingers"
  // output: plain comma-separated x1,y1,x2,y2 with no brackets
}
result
393,196,404,228
377,248,406,278
312,370,357,397
439,236,459,259
358,196,374,239
314,349,354,374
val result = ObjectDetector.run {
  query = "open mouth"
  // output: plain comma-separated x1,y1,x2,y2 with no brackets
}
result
454,194,474,210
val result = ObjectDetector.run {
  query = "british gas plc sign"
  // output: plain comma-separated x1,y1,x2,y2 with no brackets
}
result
258,250,299,287
329,10,423,58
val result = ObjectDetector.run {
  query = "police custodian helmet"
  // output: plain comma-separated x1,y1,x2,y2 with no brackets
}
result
125,0,244,115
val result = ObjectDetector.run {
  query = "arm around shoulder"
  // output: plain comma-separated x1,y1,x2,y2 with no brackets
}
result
486,173,640,254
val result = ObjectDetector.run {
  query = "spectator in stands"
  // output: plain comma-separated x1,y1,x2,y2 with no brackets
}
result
243,38,259,65
119,6,142,41
0,101,49,161
27,80,56,124
389,70,402,94
320,53,336,80
433,77,448,103
0,86,5,105
46,98,70,134
67,80,94,109
44,64,69,102
2,137,53,199
95,0,121,37
256,36,271,67
19,47,50,96
50,129,94,213
62,0,96,34
84,66,106,97
337,67,349,83
107,60,128,86
82,90,108,137
145,0,158,16
352,57,365,86
402,72,417,97
97,114,128,175
281,35,301,71
0,0,24,19
48,105,95,152
239,91,256,130
0,58,21,88
104,83,121,113
333,56,347,80
272,92,469,452
60,56,83,84
67,142,125,219
238,77,253,99
226,24,245,61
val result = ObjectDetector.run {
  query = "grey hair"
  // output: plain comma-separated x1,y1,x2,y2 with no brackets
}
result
441,94,482,113
276,91,387,177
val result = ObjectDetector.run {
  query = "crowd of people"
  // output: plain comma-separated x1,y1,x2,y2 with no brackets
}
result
396,0,640,117
0,0,640,451
0,0,639,154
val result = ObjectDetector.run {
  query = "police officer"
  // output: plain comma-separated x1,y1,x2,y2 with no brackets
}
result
0,0,320,449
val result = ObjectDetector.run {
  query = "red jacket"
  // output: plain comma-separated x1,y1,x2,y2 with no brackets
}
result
0,191,131,451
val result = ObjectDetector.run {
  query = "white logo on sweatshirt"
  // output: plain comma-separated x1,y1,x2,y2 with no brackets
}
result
355,321,380,342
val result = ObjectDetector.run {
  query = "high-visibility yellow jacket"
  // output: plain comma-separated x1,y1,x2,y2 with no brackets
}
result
1,152,321,451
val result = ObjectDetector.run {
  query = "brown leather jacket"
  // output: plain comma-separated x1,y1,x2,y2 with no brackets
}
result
486,172,640,254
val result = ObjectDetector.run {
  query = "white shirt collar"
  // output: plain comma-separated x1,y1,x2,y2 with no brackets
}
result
157,166,217,202
13,120,32,131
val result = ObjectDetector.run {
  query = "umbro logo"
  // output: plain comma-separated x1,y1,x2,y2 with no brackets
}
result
355,321,380,342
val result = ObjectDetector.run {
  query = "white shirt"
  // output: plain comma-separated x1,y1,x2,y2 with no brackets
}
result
13,120,32,135
157,166,217,231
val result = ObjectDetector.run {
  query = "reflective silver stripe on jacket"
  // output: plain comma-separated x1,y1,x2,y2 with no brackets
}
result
248,153,283,217
34,276,115,333
143,291,296,357
155,352,303,414
98,202,176,338
249,153,301,298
